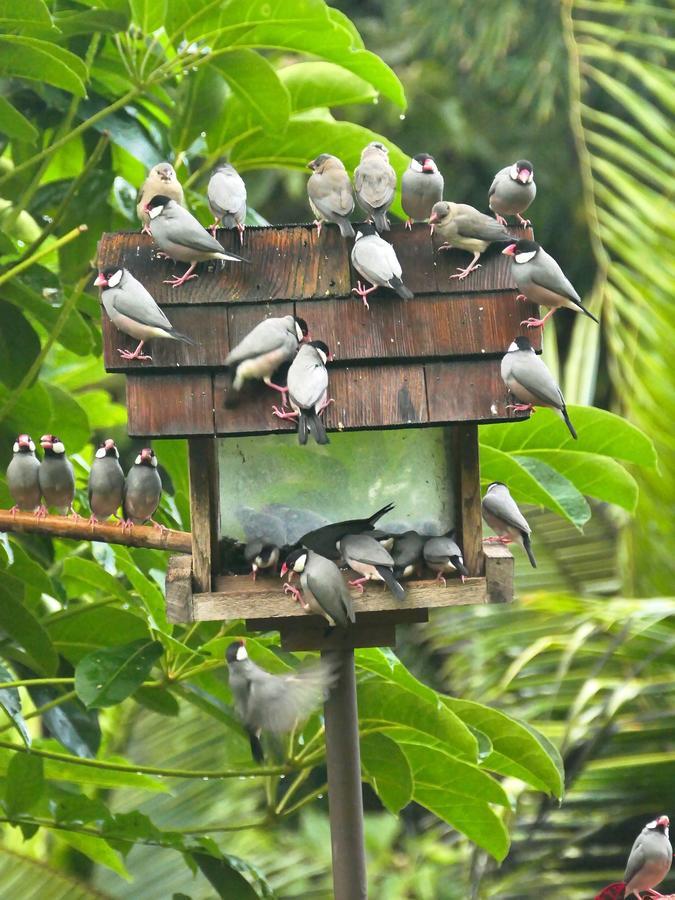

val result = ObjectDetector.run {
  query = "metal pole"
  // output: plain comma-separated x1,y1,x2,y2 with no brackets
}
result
322,648,367,900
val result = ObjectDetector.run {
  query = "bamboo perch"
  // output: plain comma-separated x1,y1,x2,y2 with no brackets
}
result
0,510,192,553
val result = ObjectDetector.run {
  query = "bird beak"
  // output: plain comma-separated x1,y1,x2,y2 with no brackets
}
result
327,351,334,362
17,435,30,449
140,448,152,462
280,562,288,577
307,159,316,170
502,244,517,256
303,332,312,343
428,213,438,225
517,169,531,183
40,435,53,450
104,438,115,451
422,160,435,173
94,273,108,287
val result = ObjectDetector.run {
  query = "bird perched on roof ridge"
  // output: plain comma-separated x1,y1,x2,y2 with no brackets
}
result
354,141,396,232
481,482,536,568
137,162,185,234
429,200,513,280
488,159,536,227
402,153,444,227
307,153,355,238
207,162,247,241
350,223,414,308
622,814,672,899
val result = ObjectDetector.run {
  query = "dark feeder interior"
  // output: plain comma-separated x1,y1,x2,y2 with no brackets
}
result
98,221,536,650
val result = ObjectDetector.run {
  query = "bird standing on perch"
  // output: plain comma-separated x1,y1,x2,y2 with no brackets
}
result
307,153,355,238
488,159,536,227
401,153,444,227
354,140,397,232
6,434,41,515
137,162,185,235
429,200,513,280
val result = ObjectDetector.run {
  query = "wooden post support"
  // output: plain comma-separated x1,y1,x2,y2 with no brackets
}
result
165,554,194,623
483,543,514,603
447,424,483,577
188,437,220,592
322,648,368,900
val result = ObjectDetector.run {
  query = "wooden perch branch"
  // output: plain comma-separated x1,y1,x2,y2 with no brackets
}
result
0,510,192,553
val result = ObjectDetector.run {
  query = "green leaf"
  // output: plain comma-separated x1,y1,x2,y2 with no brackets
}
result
113,547,171,634
171,65,230,155
3,537,55,600
0,0,53,32
3,280,94,357
55,830,129,879
47,606,150,665
53,7,129,37
133,686,179,717
361,732,413,814
0,381,52,447
0,302,41,390
74,639,164,708
61,558,128,603
444,698,565,798
0,662,30,747
520,450,640,512
0,97,38,143
0,579,59,676
41,384,90,455
193,851,272,900
27,686,100,758
4,753,44,817
212,49,290,133
129,0,166,34
280,61,378,112
0,36,87,97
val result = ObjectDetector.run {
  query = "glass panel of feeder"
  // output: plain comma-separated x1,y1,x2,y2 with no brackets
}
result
217,428,455,569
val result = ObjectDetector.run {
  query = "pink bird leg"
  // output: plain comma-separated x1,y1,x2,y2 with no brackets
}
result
494,213,508,226
351,280,377,309
517,213,531,227
164,263,198,287
263,378,289,407
404,218,414,230
348,577,368,593
313,219,322,238
521,308,557,330
506,403,535,414
450,251,482,280
435,571,447,587
118,341,152,362
272,406,299,421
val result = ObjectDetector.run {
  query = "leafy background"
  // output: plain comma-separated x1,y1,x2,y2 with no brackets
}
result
0,0,673,897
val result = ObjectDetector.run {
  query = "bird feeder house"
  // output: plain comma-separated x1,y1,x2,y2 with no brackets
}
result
98,222,537,650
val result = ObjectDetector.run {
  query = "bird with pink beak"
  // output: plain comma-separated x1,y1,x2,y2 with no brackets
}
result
488,159,536,226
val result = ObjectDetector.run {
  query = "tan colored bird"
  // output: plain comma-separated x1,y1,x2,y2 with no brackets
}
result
307,154,355,238
137,163,185,234
429,200,512,280
354,141,396,232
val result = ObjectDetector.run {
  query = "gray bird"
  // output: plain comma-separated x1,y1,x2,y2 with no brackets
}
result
392,530,425,579
207,163,247,241
623,815,672,898
423,535,469,585
488,159,536,226
137,162,185,234
428,200,512,280
502,239,599,330
481,482,536,568
95,267,195,361
339,533,405,601
370,529,394,551
145,195,248,288
401,153,444,227
350,223,414,308
307,154,355,238
300,502,395,561
273,340,331,446
244,541,279,580
38,435,75,516
281,548,355,629
353,141,397,232
88,438,125,524
225,315,308,406
226,638,338,762
122,448,162,525
6,434,41,514
501,336,577,439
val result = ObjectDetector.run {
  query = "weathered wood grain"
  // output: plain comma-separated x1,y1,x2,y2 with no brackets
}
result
214,372,296,436
166,554,194,623
126,374,214,437
431,223,531,293
424,359,532,424
448,424,483,577
278,620,397,651
188,438,220,591
483,543,514,603
324,365,428,430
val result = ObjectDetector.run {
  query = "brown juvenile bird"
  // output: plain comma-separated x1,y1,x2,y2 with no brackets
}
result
307,154,355,238
354,141,396,232
429,200,512,280
137,163,185,234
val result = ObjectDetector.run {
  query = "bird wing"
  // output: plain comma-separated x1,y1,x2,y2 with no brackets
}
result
509,352,566,408
208,170,246,217
107,282,173,331
225,318,294,367
341,534,394,566
247,661,337,733
623,834,646,884
305,558,353,621
309,171,354,218
424,537,461,564
354,160,395,209
162,205,231,255
352,235,400,284
454,205,512,242
530,250,581,303
488,167,509,198
482,489,531,535
287,349,328,409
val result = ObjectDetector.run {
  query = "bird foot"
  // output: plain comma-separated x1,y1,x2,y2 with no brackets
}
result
237,223,245,245
494,213,508,226
436,243,452,251
118,347,152,361
348,577,367,593
317,397,335,414
141,224,152,236
312,219,322,239
482,536,512,544
208,221,220,236
516,293,528,302
506,403,534,414
118,519,134,533
68,509,81,521
264,381,289,406
34,505,48,519
351,281,376,309
450,263,481,280
404,218,413,230
272,405,298,421
435,572,447,587
520,317,546,330
164,272,198,288
9,505,20,519
283,582,308,610
517,214,531,228
150,518,168,535
250,568,257,581
88,515,99,528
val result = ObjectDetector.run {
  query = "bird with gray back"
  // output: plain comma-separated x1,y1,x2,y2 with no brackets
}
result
502,239,599,330
501,336,577,439
307,154,355,238
123,448,162,525
402,153,444,226
207,163,247,240
354,141,397,232
224,315,308,407
145,195,248,288
273,340,331,445
95,267,195,362
623,815,672,898
137,163,185,234
7,434,41,514
244,541,280,580
226,639,339,762
392,530,426,579
482,482,536,568
88,439,125,524
300,503,395,561
351,224,414,308
339,532,405,601
38,435,75,515
281,548,355,629
429,200,513,280
488,159,536,226
423,535,469,585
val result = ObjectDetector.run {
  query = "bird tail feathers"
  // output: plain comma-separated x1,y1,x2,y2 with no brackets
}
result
376,565,406,601
299,410,329,445
372,210,390,232
522,533,537,568
338,218,355,238
561,406,577,440
248,730,264,764
390,276,414,300
170,329,196,345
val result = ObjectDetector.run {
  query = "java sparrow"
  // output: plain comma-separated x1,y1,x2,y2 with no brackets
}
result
144,195,248,288
244,540,279,580
339,533,405,601
353,141,396,232
350,223,414,307
401,153,444,227
137,163,185,234
481,482,536,568
38,435,75,516
307,154,355,238
88,439,125,523
423,535,469,585
428,200,512,280
122,448,162,526
224,315,308,406
272,340,332,446
501,336,577,439
392,530,426,579
6,434,41,514
226,638,337,763
502,239,599,330
300,502,395,561
207,163,247,240
488,159,536,226
94,267,195,361
623,815,672,898
370,529,395,551
281,548,355,629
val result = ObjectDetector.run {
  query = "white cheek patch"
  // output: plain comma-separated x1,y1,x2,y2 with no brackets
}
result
95,447,107,459
354,231,363,242
411,159,423,172
148,205,163,220
515,251,537,264
507,341,519,352
295,323,304,342
12,442,19,453
316,348,327,365
235,644,248,661
53,442,65,454
510,164,519,180
294,554,307,573
108,269,123,288
150,455,158,467
29,441,35,452
134,453,142,465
